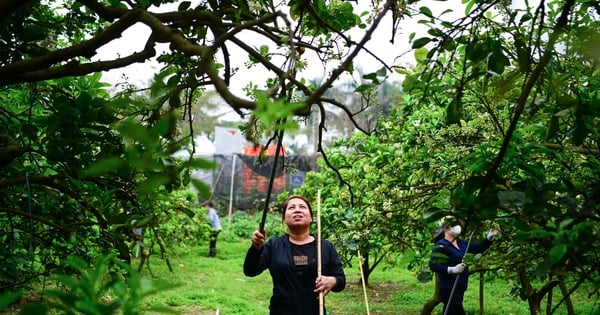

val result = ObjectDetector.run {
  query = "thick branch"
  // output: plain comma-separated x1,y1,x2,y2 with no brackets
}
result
308,0,392,104
0,173,108,227
0,174,66,189
0,7,146,85
0,207,63,230
0,0,32,23
472,0,576,219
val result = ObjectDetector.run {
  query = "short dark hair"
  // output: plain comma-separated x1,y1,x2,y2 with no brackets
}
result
204,201,213,207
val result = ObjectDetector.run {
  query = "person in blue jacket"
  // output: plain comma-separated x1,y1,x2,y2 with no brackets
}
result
205,201,222,257
429,216,500,315
243,195,346,315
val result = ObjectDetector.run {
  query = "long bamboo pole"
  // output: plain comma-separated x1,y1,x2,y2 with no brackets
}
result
317,190,324,315
357,250,371,315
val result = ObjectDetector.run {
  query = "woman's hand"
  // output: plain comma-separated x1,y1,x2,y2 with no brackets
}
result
251,229,266,250
314,275,337,296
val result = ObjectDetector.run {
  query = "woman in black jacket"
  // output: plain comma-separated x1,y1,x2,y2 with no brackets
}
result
243,195,346,315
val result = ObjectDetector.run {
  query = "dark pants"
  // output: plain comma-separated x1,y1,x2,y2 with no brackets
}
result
440,287,465,315
209,229,220,256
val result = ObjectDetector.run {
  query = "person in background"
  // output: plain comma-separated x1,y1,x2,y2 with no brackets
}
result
205,201,222,257
429,216,501,315
243,195,346,315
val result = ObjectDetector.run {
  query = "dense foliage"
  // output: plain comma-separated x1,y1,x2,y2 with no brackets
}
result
0,0,404,295
296,1,600,314
1,0,599,314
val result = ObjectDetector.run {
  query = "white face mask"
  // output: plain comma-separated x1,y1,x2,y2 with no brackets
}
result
449,225,462,237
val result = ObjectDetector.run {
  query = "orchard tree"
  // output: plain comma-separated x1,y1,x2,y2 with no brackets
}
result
0,0,401,293
402,1,600,313
1,2,598,315
299,0,599,314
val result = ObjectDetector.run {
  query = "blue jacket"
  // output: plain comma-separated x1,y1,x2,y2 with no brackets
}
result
430,237,493,291
207,207,221,229
243,234,346,315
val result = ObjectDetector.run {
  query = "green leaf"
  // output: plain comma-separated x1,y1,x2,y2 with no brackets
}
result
419,7,433,18
488,52,509,74
412,37,432,49
178,1,191,10
346,61,354,72
355,84,373,93
138,175,170,194
517,161,544,180
464,0,475,14
166,74,180,88
75,93,93,112
549,243,567,264
445,98,461,125
0,291,22,310
84,157,125,176
428,28,444,36
414,47,429,63
151,116,172,138
545,116,559,140
117,120,155,147
19,303,49,315
185,157,217,170
192,178,212,200
558,219,574,229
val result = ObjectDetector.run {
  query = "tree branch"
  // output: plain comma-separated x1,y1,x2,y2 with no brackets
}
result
0,7,147,85
471,0,576,221
0,207,63,230
0,0,32,23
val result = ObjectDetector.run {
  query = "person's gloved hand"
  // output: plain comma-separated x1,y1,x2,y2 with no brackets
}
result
487,227,501,240
447,263,466,274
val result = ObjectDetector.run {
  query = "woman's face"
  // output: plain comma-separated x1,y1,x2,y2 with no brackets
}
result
283,197,313,227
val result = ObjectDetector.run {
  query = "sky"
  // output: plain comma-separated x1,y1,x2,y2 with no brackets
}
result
94,0,532,90
93,1,431,91
91,0,465,154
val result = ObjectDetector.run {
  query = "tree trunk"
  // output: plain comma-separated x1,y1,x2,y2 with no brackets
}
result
558,277,575,315
517,267,542,315
421,273,441,315
546,276,552,315
361,250,371,286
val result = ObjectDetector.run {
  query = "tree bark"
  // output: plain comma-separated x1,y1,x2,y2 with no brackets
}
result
421,273,441,315
546,277,552,315
557,276,575,315
517,267,542,315
361,250,370,286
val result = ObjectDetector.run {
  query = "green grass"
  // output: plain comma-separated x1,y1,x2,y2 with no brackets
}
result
139,240,598,315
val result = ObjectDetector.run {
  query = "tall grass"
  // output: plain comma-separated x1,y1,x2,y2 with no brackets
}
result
141,240,597,315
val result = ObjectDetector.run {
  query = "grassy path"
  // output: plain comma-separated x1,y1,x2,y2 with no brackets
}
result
141,241,543,315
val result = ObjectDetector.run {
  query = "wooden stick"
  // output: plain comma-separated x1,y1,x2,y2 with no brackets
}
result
317,190,324,315
357,250,371,315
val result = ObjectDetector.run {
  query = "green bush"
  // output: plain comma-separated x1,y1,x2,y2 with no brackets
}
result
221,210,285,241
1,253,179,315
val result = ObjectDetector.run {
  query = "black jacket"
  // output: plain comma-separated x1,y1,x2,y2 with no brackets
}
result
243,234,346,315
